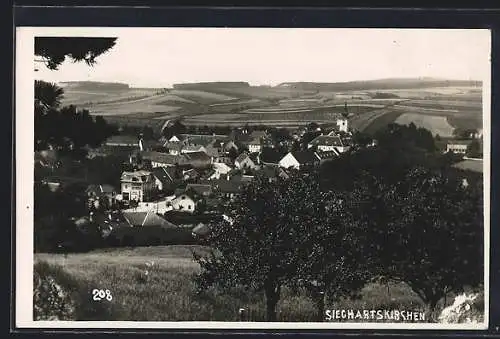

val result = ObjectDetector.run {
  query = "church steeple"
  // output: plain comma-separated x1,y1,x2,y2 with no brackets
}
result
342,101,349,118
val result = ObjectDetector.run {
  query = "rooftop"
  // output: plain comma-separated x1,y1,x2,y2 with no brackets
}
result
309,135,344,147
123,211,177,228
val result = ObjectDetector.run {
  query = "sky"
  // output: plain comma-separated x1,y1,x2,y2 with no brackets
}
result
33,28,491,88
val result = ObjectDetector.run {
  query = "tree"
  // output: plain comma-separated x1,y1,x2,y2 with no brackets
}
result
35,80,65,110
35,37,117,70
193,173,369,321
366,167,483,316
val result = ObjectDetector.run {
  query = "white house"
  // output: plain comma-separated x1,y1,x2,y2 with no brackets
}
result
169,135,181,142
234,153,258,170
168,194,196,213
446,140,472,154
279,151,320,170
120,170,155,202
209,162,233,180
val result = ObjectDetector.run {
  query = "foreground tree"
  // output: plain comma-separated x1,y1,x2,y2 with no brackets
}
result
35,37,117,70
366,167,483,315
193,173,369,321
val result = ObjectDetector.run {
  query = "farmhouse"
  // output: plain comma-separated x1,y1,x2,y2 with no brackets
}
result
308,135,350,153
279,151,320,170
120,170,156,203
446,140,473,154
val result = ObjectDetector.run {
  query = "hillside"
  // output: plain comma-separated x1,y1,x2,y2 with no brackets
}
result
173,82,250,90
59,81,130,91
276,78,482,92
56,79,483,134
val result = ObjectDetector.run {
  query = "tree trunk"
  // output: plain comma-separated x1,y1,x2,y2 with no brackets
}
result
265,283,280,322
312,291,325,322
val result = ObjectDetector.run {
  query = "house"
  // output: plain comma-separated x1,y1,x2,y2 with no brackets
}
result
247,137,263,153
182,168,201,181
234,152,259,170
164,142,184,155
446,140,473,154
213,154,233,165
209,162,233,180
122,210,177,228
315,150,340,164
279,151,320,170
181,145,207,154
209,179,247,200
105,135,141,148
141,151,182,168
308,135,350,153
169,135,181,142
120,170,156,203
168,194,196,213
151,167,176,192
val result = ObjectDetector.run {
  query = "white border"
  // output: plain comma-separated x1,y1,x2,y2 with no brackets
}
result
15,27,491,330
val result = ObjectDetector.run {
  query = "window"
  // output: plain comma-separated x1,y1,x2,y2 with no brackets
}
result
123,192,130,200
188,205,191,210
181,196,185,200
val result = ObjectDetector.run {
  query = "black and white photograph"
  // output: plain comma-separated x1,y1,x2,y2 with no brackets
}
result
15,27,490,329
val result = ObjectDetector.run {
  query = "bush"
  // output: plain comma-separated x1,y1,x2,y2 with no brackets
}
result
34,261,76,320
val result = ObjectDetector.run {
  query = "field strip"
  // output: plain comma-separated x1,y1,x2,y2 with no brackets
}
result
394,105,460,113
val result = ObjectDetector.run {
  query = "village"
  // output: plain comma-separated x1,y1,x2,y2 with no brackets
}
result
34,113,363,245
34,107,483,250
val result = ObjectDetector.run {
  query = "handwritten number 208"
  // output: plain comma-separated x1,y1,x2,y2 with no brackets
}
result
92,289,113,301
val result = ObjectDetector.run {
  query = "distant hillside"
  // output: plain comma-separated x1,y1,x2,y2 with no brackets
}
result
59,81,130,91
173,82,250,90
276,78,482,92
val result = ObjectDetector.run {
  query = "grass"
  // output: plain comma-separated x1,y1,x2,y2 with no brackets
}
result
395,113,455,137
34,245,462,322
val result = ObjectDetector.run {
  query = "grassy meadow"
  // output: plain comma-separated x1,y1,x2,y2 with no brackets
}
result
34,245,457,322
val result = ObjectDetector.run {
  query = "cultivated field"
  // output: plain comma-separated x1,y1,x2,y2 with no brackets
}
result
35,245,435,322
59,81,483,133
395,113,455,137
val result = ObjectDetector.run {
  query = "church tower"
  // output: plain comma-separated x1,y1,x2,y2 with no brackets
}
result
336,101,349,133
